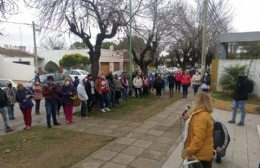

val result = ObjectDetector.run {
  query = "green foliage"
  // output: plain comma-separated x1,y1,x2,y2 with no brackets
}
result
59,53,90,68
219,64,247,92
44,61,59,73
117,36,146,53
239,42,260,59
101,41,118,50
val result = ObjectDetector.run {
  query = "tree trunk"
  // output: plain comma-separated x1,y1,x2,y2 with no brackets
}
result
141,65,148,76
91,53,100,80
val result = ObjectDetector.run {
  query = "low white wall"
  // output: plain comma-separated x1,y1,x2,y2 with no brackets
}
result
217,59,260,96
0,56,35,81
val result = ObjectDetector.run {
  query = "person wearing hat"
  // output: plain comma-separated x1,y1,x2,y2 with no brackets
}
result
42,76,61,128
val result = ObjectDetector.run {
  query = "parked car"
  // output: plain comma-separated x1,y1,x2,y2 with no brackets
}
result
25,73,71,89
64,69,89,81
167,67,179,73
112,70,128,79
0,79,17,90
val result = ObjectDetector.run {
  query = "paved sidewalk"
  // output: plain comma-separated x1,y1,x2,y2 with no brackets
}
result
1,95,259,168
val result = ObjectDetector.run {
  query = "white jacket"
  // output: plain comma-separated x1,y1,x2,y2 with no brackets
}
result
77,80,88,101
133,77,143,88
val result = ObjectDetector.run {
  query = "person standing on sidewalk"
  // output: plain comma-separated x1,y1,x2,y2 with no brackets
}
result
191,71,201,95
42,76,61,128
114,74,122,104
0,88,13,133
16,83,34,130
175,70,182,92
77,79,88,119
133,74,143,97
167,73,175,98
85,74,96,112
32,80,43,115
61,77,77,124
182,92,214,168
181,71,191,98
228,74,251,126
95,74,111,113
142,75,150,97
4,82,16,120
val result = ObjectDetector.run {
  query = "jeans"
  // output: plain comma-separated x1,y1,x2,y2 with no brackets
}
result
121,87,128,101
80,101,88,117
115,90,121,103
155,88,162,97
231,100,246,124
169,86,174,97
0,107,9,130
110,90,115,106
45,100,59,126
193,85,200,95
189,160,212,168
175,81,181,92
34,99,41,114
100,93,110,109
182,85,189,98
7,105,15,119
87,94,96,111
135,87,142,97
143,87,148,97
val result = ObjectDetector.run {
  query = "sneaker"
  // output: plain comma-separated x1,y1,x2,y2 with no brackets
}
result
5,127,13,133
228,120,235,124
237,122,244,126
105,108,111,112
101,109,106,113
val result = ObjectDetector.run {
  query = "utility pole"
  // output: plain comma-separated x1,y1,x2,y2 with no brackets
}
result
32,21,38,73
129,0,133,96
201,0,208,75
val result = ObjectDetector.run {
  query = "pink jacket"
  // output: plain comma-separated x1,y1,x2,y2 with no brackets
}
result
32,84,43,100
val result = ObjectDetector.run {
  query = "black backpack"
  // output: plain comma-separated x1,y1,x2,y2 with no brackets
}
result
246,79,254,94
0,89,8,108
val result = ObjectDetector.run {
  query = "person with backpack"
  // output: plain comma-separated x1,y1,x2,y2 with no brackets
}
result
213,120,230,164
0,87,14,133
4,82,16,120
228,74,252,126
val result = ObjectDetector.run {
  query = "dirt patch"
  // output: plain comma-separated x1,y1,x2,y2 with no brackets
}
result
0,126,114,168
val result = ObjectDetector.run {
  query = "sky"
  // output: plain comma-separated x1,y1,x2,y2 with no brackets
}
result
0,0,260,51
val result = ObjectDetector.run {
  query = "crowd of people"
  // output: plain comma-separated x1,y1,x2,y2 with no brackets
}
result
0,69,212,133
0,69,255,168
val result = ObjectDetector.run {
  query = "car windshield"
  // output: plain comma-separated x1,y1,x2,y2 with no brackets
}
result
79,70,88,75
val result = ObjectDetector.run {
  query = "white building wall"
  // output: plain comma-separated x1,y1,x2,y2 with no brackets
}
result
0,56,35,81
38,49,89,68
217,59,260,96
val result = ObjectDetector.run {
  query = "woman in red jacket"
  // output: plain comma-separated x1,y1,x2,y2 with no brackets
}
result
181,71,191,98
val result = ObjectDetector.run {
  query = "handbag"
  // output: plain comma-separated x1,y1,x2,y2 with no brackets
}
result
71,96,81,107
182,156,204,168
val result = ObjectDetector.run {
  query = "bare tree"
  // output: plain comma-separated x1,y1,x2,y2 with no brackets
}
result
0,0,18,35
24,0,143,78
122,0,174,75
40,36,67,50
167,0,233,69
0,0,18,18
